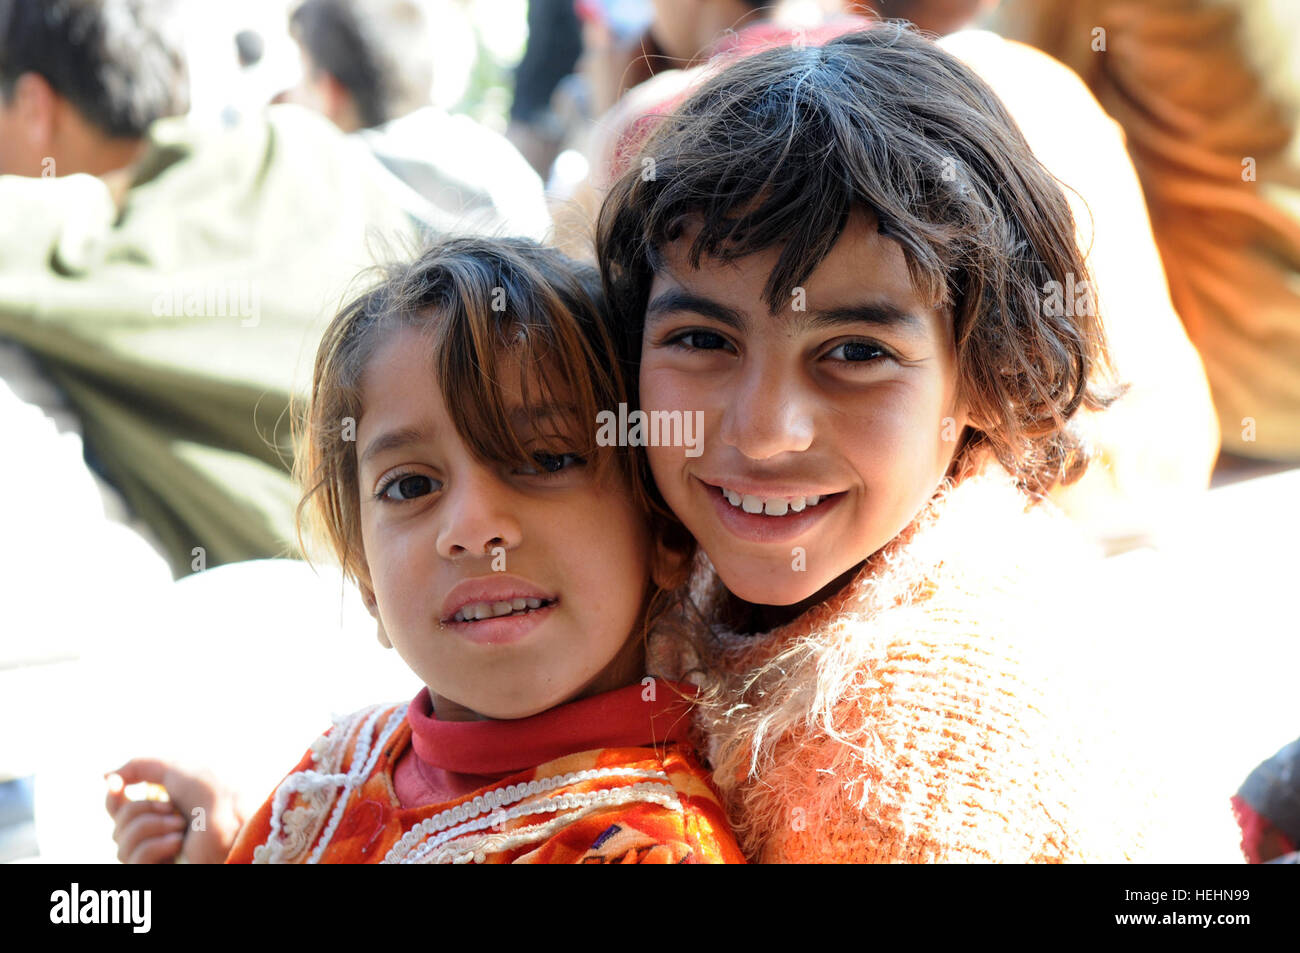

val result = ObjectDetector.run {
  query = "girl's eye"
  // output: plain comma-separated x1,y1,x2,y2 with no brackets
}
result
667,329,732,352
377,473,440,502
826,341,889,363
517,451,587,477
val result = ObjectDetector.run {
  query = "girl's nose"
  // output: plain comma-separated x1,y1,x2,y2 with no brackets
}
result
436,469,523,560
717,358,815,460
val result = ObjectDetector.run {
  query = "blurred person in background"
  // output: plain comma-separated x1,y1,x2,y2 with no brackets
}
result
550,0,815,243
506,0,583,176
543,0,785,210
644,0,777,65
0,0,195,862
986,0,1300,472
1233,735,1300,863
0,0,420,579
848,0,994,35
0,0,429,862
281,0,551,241
218,28,271,128
0,0,187,180
853,0,1300,472
576,0,778,163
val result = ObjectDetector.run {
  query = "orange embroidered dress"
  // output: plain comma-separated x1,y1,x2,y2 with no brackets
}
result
226,682,744,864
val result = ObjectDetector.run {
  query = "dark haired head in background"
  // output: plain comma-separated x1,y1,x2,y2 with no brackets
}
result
284,0,433,132
233,29,264,70
0,0,188,176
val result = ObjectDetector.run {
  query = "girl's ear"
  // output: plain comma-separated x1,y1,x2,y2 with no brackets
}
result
374,617,392,650
357,575,392,650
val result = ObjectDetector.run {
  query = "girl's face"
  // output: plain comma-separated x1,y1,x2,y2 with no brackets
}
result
639,211,970,607
355,326,653,720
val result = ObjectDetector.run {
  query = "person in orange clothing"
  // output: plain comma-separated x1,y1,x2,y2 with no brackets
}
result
987,0,1300,466
225,237,743,864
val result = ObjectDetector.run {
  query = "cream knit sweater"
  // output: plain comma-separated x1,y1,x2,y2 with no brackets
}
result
652,470,1170,863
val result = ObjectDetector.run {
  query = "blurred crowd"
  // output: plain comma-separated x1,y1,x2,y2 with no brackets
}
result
0,0,1297,864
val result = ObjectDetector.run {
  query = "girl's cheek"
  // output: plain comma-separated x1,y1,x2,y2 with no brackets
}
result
639,364,695,411
644,443,674,484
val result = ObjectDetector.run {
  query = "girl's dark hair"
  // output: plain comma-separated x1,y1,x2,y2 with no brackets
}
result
598,23,1125,498
295,237,692,635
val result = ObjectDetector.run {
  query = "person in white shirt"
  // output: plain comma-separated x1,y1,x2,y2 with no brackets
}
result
280,0,552,242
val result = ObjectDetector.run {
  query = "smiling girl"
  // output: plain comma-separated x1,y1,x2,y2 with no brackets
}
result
599,26,1157,862
224,238,742,864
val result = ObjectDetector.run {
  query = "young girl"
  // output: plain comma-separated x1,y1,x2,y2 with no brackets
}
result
598,25,1167,862
225,237,743,864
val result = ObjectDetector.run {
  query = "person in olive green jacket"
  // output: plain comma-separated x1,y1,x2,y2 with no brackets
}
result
0,1,425,575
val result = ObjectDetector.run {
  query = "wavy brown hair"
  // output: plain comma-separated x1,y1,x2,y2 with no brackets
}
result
294,236,694,626
598,23,1125,498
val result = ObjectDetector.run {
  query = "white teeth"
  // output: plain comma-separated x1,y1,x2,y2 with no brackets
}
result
721,486,828,516
454,598,549,622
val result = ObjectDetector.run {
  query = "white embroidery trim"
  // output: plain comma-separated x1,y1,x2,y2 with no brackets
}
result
385,781,684,864
407,780,679,861
258,716,681,865
431,785,685,865
307,706,405,864
381,765,672,864
254,704,405,864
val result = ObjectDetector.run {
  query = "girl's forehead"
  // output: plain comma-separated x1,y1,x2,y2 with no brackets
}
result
359,322,542,387
647,213,943,339
357,325,582,440
668,211,918,294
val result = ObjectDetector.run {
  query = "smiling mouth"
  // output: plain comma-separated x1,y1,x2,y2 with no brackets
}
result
705,482,845,517
449,598,557,623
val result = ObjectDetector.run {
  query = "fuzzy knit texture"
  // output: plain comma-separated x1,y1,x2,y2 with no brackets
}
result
650,470,1173,863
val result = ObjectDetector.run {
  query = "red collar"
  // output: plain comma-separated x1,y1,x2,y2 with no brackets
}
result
406,681,698,776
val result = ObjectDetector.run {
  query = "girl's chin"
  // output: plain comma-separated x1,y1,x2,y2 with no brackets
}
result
711,550,870,617
713,562,839,610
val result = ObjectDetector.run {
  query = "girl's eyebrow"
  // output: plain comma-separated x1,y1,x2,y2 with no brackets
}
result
360,405,582,470
646,288,926,340
508,402,582,428
360,426,426,469
802,304,927,341
646,289,747,330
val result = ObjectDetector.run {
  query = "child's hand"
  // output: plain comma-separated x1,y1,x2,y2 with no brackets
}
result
104,758,243,864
